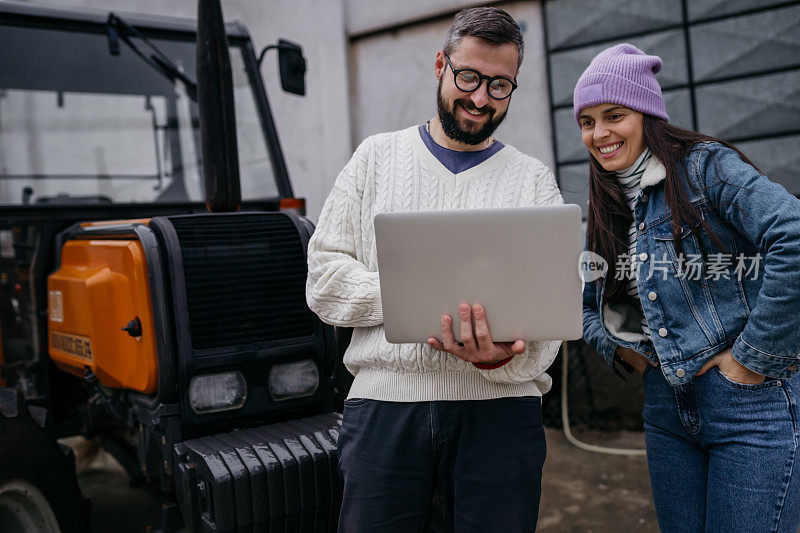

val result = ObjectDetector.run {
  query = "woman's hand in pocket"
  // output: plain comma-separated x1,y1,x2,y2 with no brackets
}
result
696,348,765,384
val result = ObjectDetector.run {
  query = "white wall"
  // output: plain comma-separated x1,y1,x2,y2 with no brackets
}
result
345,0,492,35
26,0,352,221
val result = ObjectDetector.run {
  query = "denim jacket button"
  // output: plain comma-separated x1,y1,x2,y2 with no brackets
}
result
676,368,686,378
658,328,668,337
640,193,649,203
639,252,648,262
648,291,657,301
638,222,645,231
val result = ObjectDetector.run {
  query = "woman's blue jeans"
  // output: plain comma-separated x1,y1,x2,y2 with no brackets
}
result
642,365,800,532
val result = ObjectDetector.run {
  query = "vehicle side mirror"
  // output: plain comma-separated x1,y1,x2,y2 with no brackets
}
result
257,39,306,96
277,39,306,96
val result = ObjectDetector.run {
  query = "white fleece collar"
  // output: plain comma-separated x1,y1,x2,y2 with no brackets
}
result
640,156,666,188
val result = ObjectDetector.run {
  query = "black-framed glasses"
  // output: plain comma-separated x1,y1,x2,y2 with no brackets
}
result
444,54,517,100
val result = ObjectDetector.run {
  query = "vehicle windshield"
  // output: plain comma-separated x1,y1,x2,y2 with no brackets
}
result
0,22,278,205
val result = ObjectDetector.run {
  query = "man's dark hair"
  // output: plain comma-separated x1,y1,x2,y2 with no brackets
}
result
443,7,524,67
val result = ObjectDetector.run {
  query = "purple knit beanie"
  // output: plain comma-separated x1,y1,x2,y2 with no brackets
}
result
573,43,669,125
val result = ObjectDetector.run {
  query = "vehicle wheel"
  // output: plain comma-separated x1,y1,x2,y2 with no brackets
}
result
0,478,61,532
0,389,89,533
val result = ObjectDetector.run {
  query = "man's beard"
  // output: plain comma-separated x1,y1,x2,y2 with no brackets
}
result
436,76,507,147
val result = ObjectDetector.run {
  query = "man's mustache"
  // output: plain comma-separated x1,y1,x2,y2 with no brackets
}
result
455,99,492,114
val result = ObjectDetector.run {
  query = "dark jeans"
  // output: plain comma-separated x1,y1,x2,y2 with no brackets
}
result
642,366,800,532
337,397,547,532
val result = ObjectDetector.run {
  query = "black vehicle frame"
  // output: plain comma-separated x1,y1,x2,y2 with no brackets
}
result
0,3,342,531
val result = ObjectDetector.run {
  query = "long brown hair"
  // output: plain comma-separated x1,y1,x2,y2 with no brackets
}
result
587,115,760,303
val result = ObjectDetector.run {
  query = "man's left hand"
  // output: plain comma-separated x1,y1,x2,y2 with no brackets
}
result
427,303,525,364
696,348,765,384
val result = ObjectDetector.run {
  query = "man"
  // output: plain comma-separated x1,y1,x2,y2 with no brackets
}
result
306,7,563,531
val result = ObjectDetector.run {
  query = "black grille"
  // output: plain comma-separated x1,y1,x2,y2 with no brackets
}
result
170,214,315,350
175,412,342,531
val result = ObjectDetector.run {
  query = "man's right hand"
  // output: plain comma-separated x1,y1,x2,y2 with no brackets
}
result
615,346,656,375
427,303,525,365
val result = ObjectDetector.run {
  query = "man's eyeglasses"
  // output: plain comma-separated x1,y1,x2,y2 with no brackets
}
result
444,54,517,100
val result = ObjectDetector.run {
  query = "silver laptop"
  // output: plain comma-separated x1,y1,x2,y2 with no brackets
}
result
374,205,583,343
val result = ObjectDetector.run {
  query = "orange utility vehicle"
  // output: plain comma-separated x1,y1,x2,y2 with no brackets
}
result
0,1,343,531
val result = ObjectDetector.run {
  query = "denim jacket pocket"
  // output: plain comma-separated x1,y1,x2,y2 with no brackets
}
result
651,220,696,241
652,223,699,265
651,222,701,279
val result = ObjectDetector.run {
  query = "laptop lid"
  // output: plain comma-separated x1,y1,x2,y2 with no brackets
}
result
374,204,584,343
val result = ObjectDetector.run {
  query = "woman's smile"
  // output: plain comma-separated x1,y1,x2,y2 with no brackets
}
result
596,140,625,159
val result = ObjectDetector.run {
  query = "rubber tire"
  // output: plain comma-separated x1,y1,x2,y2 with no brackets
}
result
0,393,89,533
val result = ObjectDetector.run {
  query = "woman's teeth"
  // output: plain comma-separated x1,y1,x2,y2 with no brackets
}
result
599,142,623,154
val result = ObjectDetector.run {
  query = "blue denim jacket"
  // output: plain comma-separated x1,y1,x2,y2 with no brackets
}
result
583,142,800,386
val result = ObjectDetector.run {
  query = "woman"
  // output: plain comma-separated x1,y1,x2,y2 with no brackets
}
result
575,43,800,532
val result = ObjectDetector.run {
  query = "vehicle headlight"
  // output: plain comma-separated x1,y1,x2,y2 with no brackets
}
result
268,360,319,400
189,371,247,413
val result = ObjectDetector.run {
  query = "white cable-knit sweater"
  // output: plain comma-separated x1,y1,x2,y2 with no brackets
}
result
306,126,565,401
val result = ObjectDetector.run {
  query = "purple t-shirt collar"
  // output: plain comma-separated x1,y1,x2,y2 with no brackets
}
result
418,124,504,174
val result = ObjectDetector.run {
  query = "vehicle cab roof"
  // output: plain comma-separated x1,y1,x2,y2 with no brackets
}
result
0,1,251,40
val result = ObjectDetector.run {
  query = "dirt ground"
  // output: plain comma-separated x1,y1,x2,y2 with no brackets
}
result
66,427,657,532
539,428,656,532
